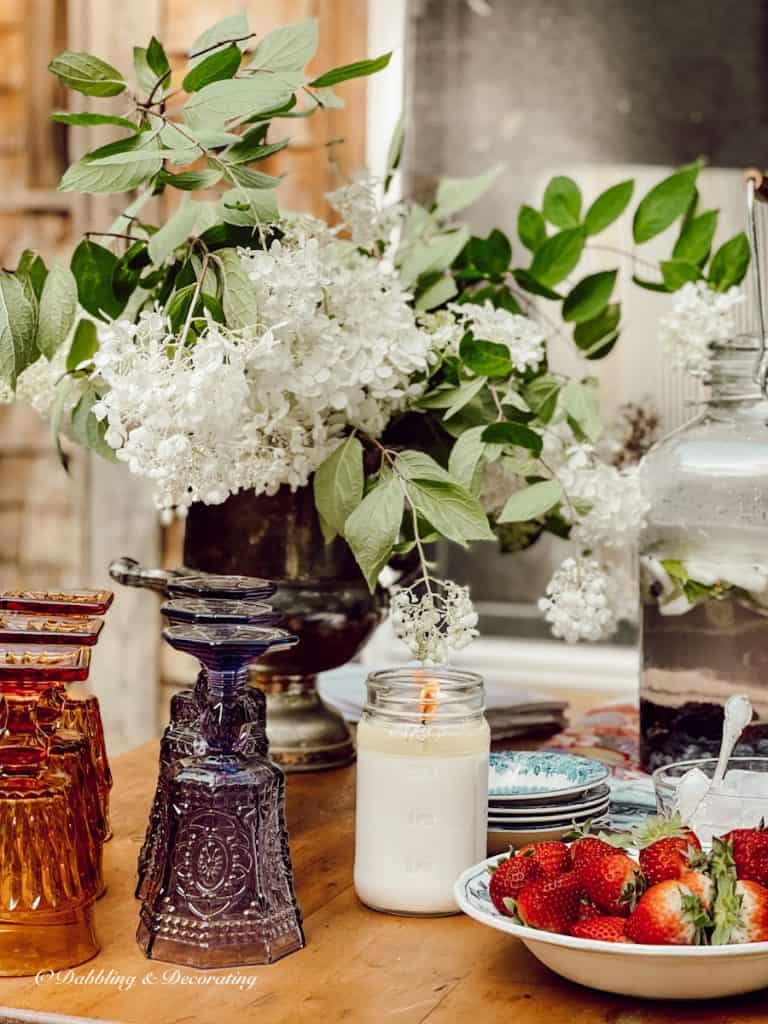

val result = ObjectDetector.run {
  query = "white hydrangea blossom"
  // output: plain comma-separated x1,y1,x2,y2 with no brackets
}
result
15,346,72,417
451,300,546,372
326,171,403,251
538,556,617,643
90,230,439,511
390,580,479,665
659,281,744,376
558,445,650,548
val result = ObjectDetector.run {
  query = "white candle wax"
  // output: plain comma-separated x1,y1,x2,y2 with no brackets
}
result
354,715,489,915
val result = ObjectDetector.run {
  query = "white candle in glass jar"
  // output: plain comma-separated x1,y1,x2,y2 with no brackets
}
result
354,669,489,916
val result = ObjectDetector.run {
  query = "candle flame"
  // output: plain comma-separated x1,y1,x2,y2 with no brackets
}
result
416,670,440,719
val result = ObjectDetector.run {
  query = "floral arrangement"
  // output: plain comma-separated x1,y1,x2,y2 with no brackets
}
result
0,15,751,663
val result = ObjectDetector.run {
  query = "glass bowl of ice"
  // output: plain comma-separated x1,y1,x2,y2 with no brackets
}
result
654,756,768,844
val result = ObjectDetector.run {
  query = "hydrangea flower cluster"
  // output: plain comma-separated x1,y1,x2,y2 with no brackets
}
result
390,579,479,665
659,281,744,376
89,229,439,511
326,173,401,250
538,556,617,643
558,445,650,548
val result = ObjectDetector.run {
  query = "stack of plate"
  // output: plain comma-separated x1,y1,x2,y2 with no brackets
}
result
487,751,611,853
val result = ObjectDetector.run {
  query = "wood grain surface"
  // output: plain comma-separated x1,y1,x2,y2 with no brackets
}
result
1,735,766,1024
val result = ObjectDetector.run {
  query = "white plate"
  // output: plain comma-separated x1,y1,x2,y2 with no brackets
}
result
456,854,768,999
489,751,610,801
488,800,610,826
489,782,610,808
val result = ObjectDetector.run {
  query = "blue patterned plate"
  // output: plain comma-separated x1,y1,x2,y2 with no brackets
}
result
488,751,609,801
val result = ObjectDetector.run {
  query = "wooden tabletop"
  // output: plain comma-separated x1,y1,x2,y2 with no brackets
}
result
1,735,767,1023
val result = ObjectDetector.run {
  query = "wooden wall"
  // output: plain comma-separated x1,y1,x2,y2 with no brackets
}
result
0,0,368,752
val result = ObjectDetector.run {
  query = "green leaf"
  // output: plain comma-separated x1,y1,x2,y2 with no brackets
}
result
512,268,562,300
444,377,488,420
398,228,470,288
562,380,601,442
313,434,364,543
467,229,512,277
583,180,634,236
147,199,202,265
183,75,301,129
574,303,621,359
432,164,503,221
542,176,581,229
59,134,163,193
448,425,501,492
51,111,138,131
660,259,701,290
48,51,126,97
225,164,281,189
395,451,453,483
562,269,617,323
673,209,718,264
459,334,512,378
37,264,77,359
406,478,495,546
524,375,561,422
481,421,543,457
214,247,259,329
183,43,241,92
344,472,404,591
498,480,563,523
529,227,585,287
518,206,547,252
384,112,404,192
157,168,223,191
414,274,457,312
70,240,124,320
17,250,48,300
189,14,250,67
632,166,699,244
146,36,170,80
70,385,117,462
248,19,318,71
709,233,750,291
631,273,668,293
309,52,391,89
217,187,278,226
66,319,98,372
225,133,289,165
0,272,37,388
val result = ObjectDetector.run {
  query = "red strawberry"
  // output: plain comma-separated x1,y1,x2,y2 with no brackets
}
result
570,835,617,876
516,841,571,877
678,868,714,910
569,916,631,943
580,852,645,917
516,871,582,934
488,855,542,915
633,814,701,852
721,826,768,886
625,881,709,945
711,836,768,943
639,837,703,887
576,900,603,921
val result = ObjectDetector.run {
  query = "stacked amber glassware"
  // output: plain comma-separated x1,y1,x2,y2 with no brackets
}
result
0,588,113,975
110,559,306,968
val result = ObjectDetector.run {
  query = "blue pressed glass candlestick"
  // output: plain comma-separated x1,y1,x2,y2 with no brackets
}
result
137,624,304,968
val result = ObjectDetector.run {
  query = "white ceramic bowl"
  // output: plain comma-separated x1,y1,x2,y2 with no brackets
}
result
455,855,768,999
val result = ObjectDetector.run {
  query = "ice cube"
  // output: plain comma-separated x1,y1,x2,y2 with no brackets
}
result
722,768,768,801
673,766,711,821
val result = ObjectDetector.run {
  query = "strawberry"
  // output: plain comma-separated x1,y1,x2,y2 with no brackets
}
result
625,881,709,945
515,871,582,934
568,916,631,943
678,868,714,910
570,835,617,877
639,837,704,887
721,825,768,886
516,841,571,877
711,836,768,943
488,855,542,915
580,852,645,917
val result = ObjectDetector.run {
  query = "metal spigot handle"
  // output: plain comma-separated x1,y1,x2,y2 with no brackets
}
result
745,169,768,398
108,556,182,593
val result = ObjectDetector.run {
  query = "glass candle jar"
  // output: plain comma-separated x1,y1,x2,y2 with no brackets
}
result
354,668,489,916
